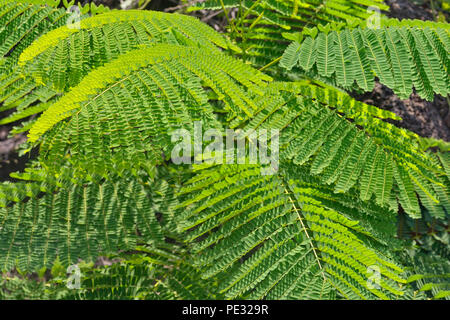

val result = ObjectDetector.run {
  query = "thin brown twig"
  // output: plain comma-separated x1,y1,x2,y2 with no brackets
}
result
200,10,223,23
164,0,200,12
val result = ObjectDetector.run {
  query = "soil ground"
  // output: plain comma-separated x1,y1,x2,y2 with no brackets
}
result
356,0,450,141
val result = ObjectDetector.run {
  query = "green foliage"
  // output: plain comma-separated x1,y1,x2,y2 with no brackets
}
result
399,220,450,300
0,274,50,300
230,81,447,219
18,9,240,91
177,162,405,299
0,0,448,300
0,175,175,271
46,247,222,300
188,0,390,68
0,8,239,133
25,43,269,176
280,24,450,100
0,0,72,65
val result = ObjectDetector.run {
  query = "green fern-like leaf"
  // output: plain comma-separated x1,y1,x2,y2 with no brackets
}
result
230,82,447,218
189,0,390,68
0,9,240,132
281,24,449,100
177,162,406,300
25,44,270,176
0,172,179,272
